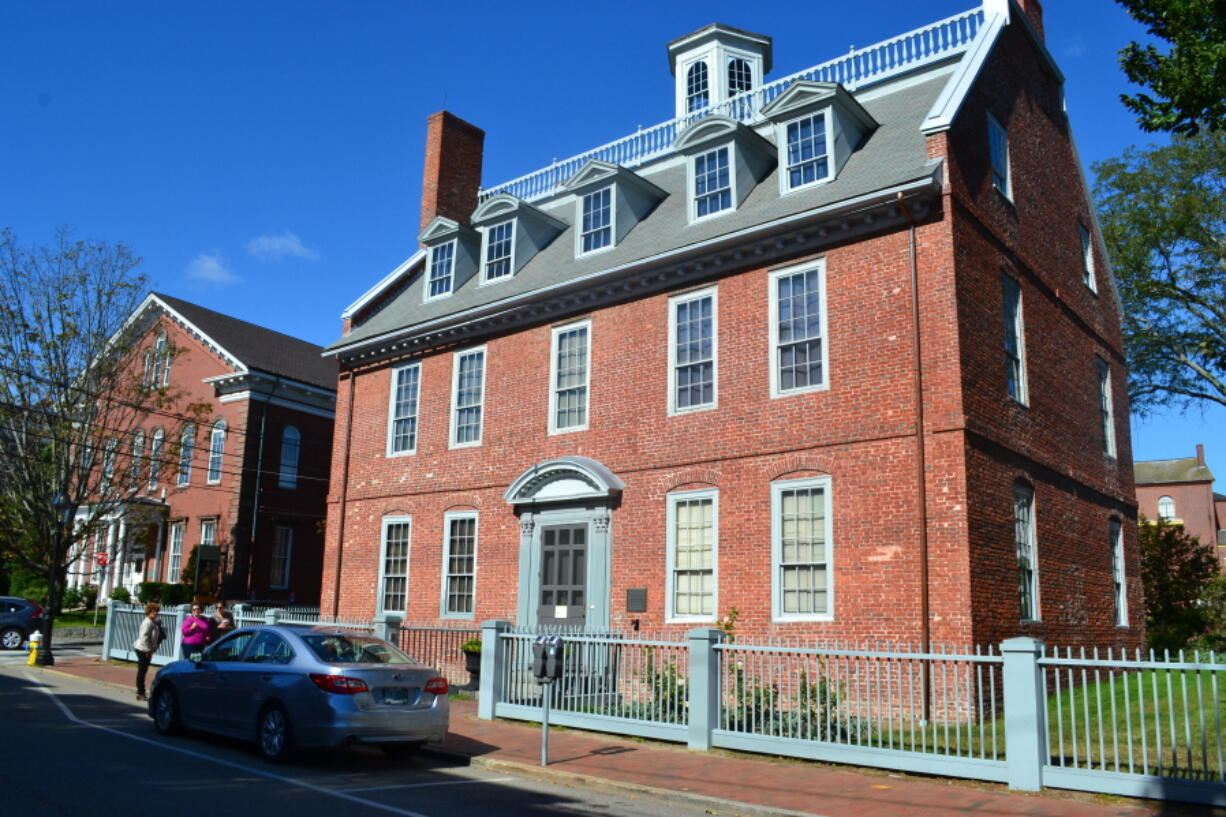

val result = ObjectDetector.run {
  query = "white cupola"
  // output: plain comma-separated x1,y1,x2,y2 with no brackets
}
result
666,23,772,120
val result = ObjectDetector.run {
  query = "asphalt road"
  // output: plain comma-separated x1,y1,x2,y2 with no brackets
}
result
0,667,716,817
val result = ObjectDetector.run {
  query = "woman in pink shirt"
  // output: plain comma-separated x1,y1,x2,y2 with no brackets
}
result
180,604,212,661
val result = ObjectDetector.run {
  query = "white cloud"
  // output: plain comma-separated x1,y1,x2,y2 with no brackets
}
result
185,252,240,285
245,230,320,261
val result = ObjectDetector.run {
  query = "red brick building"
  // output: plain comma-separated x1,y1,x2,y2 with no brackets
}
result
1135,444,1226,566
322,0,1141,649
69,293,337,604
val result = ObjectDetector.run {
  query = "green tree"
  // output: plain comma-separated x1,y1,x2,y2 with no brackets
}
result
0,228,206,662
1138,516,1220,650
1092,132,1226,413
1116,0,1226,135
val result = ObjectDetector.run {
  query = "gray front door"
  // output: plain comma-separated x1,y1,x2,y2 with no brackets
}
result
538,525,587,628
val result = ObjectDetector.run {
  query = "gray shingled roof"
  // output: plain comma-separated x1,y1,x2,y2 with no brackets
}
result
155,293,338,391
330,69,951,354
1134,457,1215,485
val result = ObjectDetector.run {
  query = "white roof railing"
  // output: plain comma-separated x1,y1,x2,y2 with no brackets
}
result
479,6,985,204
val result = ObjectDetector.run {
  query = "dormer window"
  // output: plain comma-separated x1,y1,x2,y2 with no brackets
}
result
786,112,830,189
694,147,732,218
428,241,455,299
483,221,514,283
686,62,709,113
728,58,752,94
581,188,613,254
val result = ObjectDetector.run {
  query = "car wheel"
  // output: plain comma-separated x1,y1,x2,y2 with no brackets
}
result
153,686,183,736
0,627,23,650
258,703,294,764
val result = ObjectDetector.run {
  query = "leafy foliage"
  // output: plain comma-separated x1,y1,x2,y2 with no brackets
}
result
109,586,131,603
1188,575,1226,652
1138,516,1221,650
1116,0,1226,135
1093,133,1226,413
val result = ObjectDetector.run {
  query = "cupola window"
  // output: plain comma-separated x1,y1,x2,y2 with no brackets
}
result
728,58,752,94
686,62,709,113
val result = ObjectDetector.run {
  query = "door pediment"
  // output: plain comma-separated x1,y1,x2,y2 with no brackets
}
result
505,456,623,506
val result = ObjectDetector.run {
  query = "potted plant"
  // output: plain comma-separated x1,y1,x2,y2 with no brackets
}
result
460,637,482,687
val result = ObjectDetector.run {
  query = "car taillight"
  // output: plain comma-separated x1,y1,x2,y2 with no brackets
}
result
27,601,44,618
310,674,369,694
424,677,449,696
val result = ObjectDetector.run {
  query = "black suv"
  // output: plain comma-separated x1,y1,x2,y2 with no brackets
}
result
0,597,46,650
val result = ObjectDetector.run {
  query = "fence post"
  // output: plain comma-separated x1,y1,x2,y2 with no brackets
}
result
100,600,118,660
687,627,724,750
1001,636,1046,791
372,613,402,644
478,620,511,720
172,605,190,662
264,608,283,626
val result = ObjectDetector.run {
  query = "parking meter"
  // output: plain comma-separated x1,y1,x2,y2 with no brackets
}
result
531,635,564,682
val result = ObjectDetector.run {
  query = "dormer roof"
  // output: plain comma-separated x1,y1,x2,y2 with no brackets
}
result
761,80,878,132
470,193,567,231
418,215,478,246
673,115,774,161
561,160,667,201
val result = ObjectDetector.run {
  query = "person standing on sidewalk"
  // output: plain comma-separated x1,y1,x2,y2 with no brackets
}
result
132,603,164,701
180,604,212,661
211,600,235,637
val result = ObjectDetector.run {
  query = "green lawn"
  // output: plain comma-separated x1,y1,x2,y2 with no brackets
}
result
53,609,107,628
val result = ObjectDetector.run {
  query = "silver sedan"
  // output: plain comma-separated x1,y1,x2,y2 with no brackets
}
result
148,624,450,762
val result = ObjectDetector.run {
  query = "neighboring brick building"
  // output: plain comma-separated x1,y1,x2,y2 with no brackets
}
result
322,0,1141,649
1135,444,1226,565
68,293,337,604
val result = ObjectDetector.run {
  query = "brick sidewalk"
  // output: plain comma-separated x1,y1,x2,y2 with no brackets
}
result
37,658,1214,817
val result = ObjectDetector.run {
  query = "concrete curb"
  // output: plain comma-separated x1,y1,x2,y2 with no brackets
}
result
422,747,823,817
35,665,137,696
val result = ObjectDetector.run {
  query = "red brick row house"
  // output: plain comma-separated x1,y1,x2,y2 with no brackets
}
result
321,0,1142,649
1135,444,1226,566
68,293,336,604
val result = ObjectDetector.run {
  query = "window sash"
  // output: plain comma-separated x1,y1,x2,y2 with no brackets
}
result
1080,224,1096,291
672,292,715,411
686,61,709,113
207,423,225,483
452,349,485,445
777,486,829,616
177,426,194,485
443,515,477,616
552,325,590,431
168,523,184,581
148,430,163,490
428,242,455,298
581,188,612,253
1014,484,1038,620
271,527,292,589
130,432,144,488
728,58,752,94
1002,277,1026,403
388,364,421,454
485,222,514,281
786,113,829,189
279,427,300,489
669,495,716,618
201,520,216,548
1110,518,1127,626
380,520,410,615
988,115,1009,195
774,267,824,392
1097,358,1115,457
694,147,731,217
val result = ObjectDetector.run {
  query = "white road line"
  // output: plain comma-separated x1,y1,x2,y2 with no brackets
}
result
25,671,432,817
338,778,514,794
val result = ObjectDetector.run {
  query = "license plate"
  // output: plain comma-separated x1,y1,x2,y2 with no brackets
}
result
383,687,410,705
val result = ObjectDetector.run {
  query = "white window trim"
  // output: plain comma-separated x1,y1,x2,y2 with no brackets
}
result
1003,275,1029,406
200,518,216,549
206,420,225,485
270,526,293,590
775,111,834,195
771,475,835,622
1016,483,1041,623
687,144,736,223
1110,517,1128,627
768,259,829,398
548,319,592,435
439,511,479,620
480,220,516,286
576,186,616,258
449,345,487,449
167,521,185,582
386,362,422,457
377,515,412,617
987,112,1012,201
667,286,719,416
424,240,456,303
1097,357,1117,459
665,488,719,623
148,428,164,490
1158,495,1176,521
1080,223,1098,294
177,426,194,487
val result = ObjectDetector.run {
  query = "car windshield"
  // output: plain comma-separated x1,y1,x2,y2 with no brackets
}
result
300,632,420,665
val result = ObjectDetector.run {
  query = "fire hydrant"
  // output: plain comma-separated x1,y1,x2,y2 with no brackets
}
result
27,629,42,666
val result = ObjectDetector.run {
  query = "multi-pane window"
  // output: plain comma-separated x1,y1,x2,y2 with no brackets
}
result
130,431,144,489
102,437,117,491
451,348,486,446
484,221,514,282
1080,224,1096,292
771,262,825,395
168,522,184,582
1097,357,1116,457
728,58,752,94
988,113,1010,197
207,420,225,484
580,188,612,254
378,517,410,615
427,242,455,299
670,289,716,413
693,147,731,218
279,426,300,489
1158,495,1176,521
201,519,216,548
686,61,709,113
152,333,167,386
1014,482,1039,621
387,364,421,455
270,526,292,589
550,322,590,433
148,428,163,490
177,424,194,486
668,491,717,619
1002,276,1027,403
1110,518,1127,626
142,350,155,388
773,478,832,619
443,514,477,616
785,113,829,189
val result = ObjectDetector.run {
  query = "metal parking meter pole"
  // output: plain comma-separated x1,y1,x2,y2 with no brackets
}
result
531,634,564,767
540,679,552,767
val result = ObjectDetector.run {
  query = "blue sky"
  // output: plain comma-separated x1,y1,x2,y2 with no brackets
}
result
2,1,1221,481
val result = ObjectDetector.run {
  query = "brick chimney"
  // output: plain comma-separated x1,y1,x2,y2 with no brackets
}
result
419,111,485,235
1197,443,1206,466
1015,0,1044,41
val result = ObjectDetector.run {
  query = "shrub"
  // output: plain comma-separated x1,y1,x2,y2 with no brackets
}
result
161,583,192,606
110,586,131,604
81,584,99,610
1140,516,1220,650
61,586,82,610
136,581,164,604
460,637,482,654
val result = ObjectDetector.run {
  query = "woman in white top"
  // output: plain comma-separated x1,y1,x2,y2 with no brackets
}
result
132,602,163,701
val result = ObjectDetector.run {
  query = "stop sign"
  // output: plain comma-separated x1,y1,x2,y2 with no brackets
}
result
95,552,109,567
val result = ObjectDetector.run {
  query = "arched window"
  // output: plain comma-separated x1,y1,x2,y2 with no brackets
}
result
177,424,195,486
102,437,118,491
152,332,167,386
142,349,155,387
1157,495,1176,521
207,420,226,484
686,61,709,113
727,58,752,95
148,428,164,490
279,426,300,490
131,430,144,489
